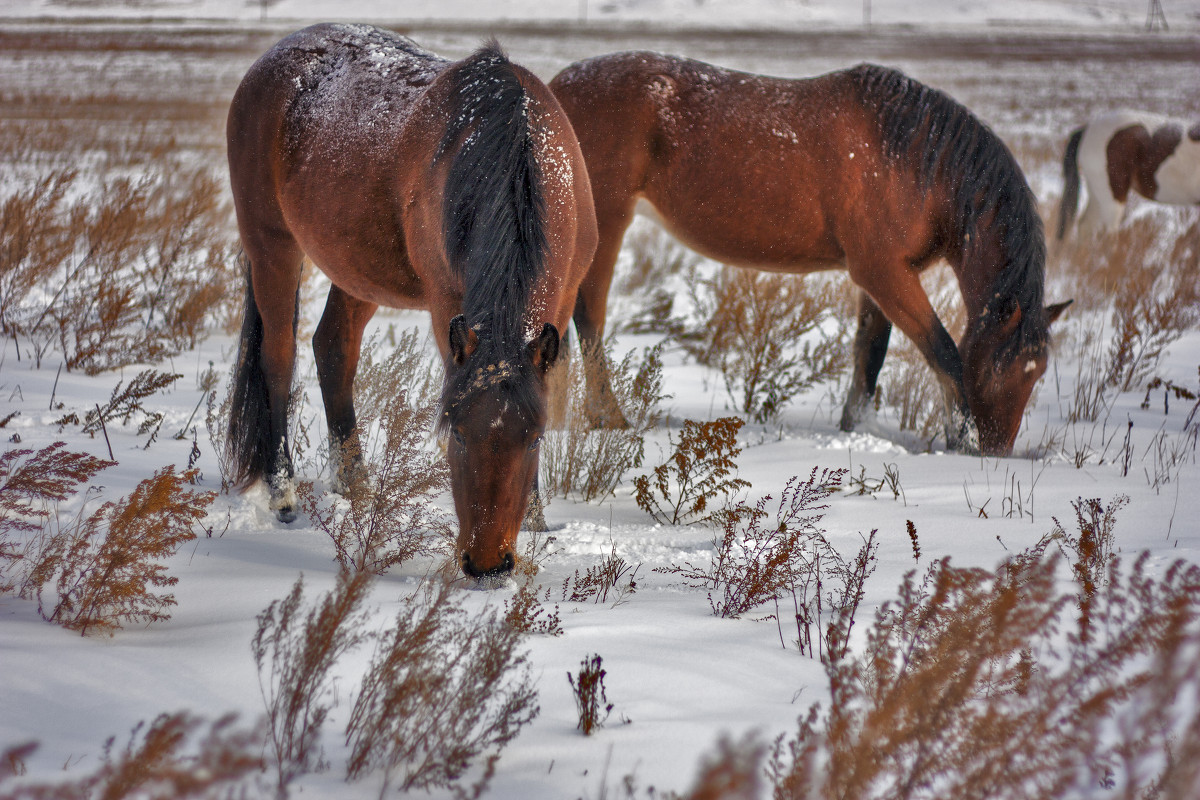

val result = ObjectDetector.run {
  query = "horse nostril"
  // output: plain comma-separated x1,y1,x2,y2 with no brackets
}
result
500,551,514,573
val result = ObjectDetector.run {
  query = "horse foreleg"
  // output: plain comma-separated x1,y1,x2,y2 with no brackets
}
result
852,268,977,452
839,291,893,432
313,284,377,496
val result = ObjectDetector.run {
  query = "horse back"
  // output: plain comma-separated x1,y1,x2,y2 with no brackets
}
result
551,52,945,271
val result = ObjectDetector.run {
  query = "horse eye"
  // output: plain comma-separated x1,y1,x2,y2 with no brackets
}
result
452,430,466,448
528,435,542,452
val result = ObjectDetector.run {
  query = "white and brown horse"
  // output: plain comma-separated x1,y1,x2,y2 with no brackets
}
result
1058,109,1200,239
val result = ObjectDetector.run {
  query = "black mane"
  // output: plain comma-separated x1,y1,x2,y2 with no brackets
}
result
853,64,1048,361
436,41,548,427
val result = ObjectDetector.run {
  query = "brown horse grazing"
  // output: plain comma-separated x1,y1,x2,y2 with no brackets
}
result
226,24,596,580
550,53,1070,456
1058,109,1200,240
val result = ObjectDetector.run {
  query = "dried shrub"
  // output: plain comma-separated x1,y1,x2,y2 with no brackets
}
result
1045,495,1128,646
613,222,696,337
769,546,1200,800
0,712,264,800
37,465,215,636
345,580,539,798
56,369,183,447
568,654,612,737
299,389,451,575
656,468,877,649
352,326,441,431
680,266,849,423
0,164,238,373
503,579,564,637
0,442,113,595
561,540,640,607
541,340,667,502
252,569,374,796
678,733,765,800
634,417,750,526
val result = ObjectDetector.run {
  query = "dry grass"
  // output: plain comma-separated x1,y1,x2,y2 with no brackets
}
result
1,450,215,637
768,539,1200,800
541,340,667,502
656,466,879,657
345,580,540,798
0,162,240,374
0,712,264,800
680,267,850,423
252,569,374,796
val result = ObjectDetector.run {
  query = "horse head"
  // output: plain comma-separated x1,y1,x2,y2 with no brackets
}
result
961,300,1071,455
442,315,559,583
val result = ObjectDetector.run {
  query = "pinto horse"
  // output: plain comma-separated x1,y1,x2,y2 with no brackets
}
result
550,53,1069,456
1058,109,1200,239
226,24,596,579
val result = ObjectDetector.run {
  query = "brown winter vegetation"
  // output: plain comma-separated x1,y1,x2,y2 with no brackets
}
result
768,543,1200,800
0,164,239,374
0,441,112,594
252,571,540,799
0,712,264,800
679,266,851,424
657,466,879,659
1,444,215,636
345,580,540,798
635,416,750,525
299,389,452,575
541,340,667,502
252,569,373,796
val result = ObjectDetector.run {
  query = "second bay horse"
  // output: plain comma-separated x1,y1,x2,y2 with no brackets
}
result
226,24,596,579
550,53,1069,456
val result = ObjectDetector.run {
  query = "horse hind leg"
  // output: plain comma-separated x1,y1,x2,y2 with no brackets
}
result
243,236,306,522
839,291,893,432
313,284,377,496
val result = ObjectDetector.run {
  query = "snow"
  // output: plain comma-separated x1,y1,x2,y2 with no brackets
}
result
1,1,1199,798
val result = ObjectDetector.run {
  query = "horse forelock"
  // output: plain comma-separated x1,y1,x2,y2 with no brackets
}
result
437,353,545,438
853,64,1048,365
435,41,550,426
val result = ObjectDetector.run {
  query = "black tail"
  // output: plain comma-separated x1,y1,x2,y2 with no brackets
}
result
1057,127,1085,240
227,253,273,488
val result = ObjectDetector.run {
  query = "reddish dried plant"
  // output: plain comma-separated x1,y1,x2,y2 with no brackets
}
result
635,417,750,526
40,465,216,636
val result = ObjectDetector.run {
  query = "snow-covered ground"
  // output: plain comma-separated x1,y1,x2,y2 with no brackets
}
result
1,3,1199,798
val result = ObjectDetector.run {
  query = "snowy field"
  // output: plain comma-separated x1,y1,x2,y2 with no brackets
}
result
2,2,1200,798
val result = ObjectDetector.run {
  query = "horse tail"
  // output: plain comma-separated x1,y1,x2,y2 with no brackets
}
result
226,252,273,488
1057,126,1085,240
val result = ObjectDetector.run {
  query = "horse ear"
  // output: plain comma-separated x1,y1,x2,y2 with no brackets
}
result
1045,300,1072,325
449,315,477,365
527,323,560,372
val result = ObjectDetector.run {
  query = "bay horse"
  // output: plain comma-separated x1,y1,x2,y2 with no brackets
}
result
1058,109,1200,239
550,53,1070,456
226,24,596,580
